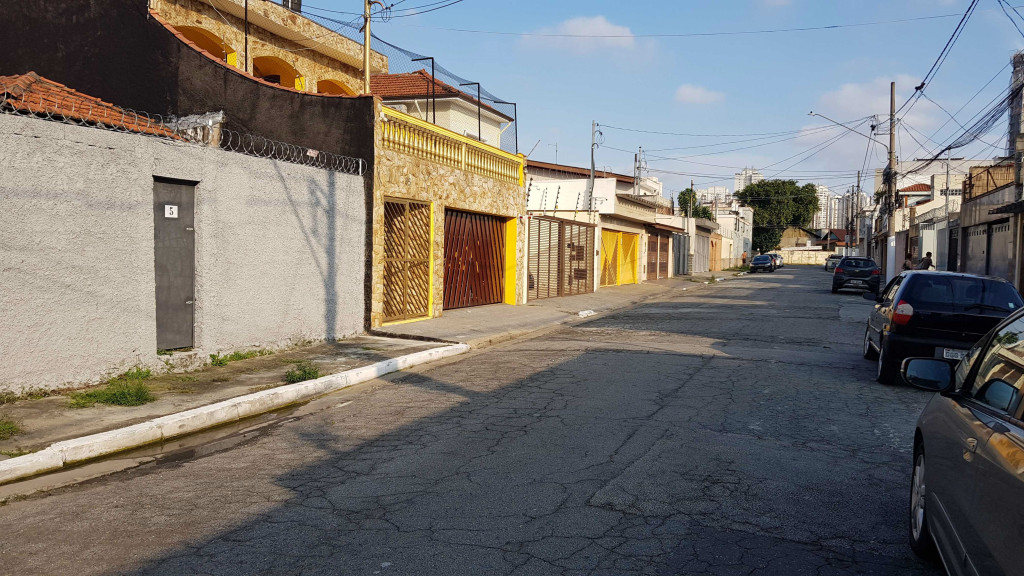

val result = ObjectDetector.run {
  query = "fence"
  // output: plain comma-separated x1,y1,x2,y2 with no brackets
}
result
380,107,524,185
0,76,366,176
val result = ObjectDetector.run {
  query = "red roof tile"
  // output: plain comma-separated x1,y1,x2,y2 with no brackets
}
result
371,70,512,120
899,183,932,193
0,72,180,138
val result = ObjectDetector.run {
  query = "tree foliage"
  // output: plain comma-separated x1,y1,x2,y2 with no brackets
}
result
734,180,819,253
676,188,715,220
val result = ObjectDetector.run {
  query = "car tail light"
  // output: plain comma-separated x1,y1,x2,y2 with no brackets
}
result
893,299,914,326
871,269,881,275
835,267,844,274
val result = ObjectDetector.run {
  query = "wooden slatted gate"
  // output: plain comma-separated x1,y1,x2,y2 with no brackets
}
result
658,235,669,278
528,216,595,300
443,210,505,310
646,235,659,281
383,200,432,322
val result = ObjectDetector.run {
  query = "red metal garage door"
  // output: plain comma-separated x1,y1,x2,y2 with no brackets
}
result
444,210,505,310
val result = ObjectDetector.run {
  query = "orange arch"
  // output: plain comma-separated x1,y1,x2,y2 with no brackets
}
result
173,26,238,67
317,79,356,96
252,55,306,91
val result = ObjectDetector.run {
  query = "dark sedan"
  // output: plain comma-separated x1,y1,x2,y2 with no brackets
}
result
832,257,881,294
864,271,1024,384
748,254,775,273
902,308,1024,575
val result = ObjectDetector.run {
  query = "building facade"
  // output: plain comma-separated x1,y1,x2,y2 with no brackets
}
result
733,168,764,195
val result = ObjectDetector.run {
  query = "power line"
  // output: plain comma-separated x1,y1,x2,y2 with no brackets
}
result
387,11,982,38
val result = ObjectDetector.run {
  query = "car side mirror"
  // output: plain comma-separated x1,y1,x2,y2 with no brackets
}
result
863,292,881,302
901,358,956,393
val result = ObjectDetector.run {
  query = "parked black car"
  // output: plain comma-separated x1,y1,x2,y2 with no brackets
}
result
748,254,775,273
864,271,1024,384
832,257,882,294
902,307,1024,574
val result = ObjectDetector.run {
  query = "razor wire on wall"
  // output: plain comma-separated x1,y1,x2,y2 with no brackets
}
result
300,9,519,155
0,80,366,176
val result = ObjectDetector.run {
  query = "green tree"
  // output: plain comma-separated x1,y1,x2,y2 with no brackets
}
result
676,188,715,220
734,179,819,253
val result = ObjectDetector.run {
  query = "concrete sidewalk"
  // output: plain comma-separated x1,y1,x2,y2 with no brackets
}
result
379,271,744,346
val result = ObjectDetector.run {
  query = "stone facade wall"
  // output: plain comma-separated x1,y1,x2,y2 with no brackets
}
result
152,0,384,94
371,105,527,327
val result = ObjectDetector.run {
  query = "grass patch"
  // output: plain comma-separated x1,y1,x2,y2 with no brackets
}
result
284,361,321,384
68,368,156,408
0,448,31,458
0,388,57,405
0,419,21,441
209,349,272,367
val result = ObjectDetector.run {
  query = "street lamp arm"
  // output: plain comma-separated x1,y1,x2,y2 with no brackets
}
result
808,112,889,153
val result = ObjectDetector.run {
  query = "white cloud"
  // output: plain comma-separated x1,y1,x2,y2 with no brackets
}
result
674,84,725,105
529,16,636,55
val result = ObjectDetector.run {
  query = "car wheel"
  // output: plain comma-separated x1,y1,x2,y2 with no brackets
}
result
863,327,878,360
876,339,895,384
831,286,838,294
909,445,938,560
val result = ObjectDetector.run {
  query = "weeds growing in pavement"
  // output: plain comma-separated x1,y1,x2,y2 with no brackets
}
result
284,361,320,384
0,419,21,440
69,368,156,408
209,349,272,366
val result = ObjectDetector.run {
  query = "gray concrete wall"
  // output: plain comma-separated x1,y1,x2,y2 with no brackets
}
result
0,114,366,393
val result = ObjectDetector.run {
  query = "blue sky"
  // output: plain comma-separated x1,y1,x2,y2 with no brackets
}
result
313,0,1024,196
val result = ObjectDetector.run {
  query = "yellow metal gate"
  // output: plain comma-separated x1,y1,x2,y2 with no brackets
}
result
600,230,639,286
383,200,432,322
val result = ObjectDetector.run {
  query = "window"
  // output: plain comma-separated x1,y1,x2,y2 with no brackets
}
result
902,276,1023,314
968,315,1024,418
881,274,904,303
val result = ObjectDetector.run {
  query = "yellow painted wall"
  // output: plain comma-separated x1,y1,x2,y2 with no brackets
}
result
504,218,518,305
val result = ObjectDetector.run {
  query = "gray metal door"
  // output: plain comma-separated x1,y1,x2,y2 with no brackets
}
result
987,220,1012,282
965,226,987,276
694,233,710,274
153,179,195,350
674,234,688,275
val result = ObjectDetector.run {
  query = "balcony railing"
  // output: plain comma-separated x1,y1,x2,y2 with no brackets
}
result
380,107,525,186
964,163,1015,201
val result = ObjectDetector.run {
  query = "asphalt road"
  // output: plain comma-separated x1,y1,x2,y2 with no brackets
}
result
0,267,943,576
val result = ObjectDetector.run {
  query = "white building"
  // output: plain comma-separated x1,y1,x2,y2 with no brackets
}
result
697,186,731,205
872,157,1002,201
714,201,754,268
734,168,764,195
812,185,832,230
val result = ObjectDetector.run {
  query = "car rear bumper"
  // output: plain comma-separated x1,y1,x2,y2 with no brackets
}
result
833,277,880,291
750,265,772,271
885,331,984,362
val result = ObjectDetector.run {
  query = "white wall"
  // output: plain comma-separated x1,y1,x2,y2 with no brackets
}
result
0,114,366,393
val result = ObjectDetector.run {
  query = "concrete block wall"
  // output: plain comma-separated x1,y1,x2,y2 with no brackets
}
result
0,114,366,393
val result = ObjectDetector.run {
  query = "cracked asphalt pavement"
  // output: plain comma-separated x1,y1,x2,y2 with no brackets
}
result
0,267,943,575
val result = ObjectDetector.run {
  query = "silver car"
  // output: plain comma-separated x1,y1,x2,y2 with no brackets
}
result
902,308,1024,575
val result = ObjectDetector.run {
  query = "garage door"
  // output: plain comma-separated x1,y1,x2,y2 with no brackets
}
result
529,217,595,300
443,210,505,310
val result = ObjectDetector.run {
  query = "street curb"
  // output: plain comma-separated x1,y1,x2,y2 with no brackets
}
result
0,343,469,486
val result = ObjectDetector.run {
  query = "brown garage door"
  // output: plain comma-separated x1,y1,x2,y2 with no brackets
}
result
444,210,505,310
528,217,595,300
658,235,670,278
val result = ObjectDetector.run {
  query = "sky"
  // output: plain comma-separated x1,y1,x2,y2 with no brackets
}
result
308,0,1024,198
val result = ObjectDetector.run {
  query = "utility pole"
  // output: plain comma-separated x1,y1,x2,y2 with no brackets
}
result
856,170,862,255
587,121,597,212
689,179,694,218
244,0,249,72
886,81,897,281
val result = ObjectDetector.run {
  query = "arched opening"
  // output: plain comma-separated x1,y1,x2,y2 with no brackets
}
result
317,79,356,96
252,55,305,91
173,26,238,68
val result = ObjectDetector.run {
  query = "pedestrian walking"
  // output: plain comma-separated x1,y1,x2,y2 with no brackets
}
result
916,251,933,270
902,254,913,271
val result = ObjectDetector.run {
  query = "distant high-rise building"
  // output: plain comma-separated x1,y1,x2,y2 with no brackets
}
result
812,184,832,229
733,168,764,195
697,186,731,205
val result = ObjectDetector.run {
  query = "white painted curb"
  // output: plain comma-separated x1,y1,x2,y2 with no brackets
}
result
0,343,469,485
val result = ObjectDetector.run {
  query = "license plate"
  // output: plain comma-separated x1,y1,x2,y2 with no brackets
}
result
849,280,864,286
942,348,968,360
